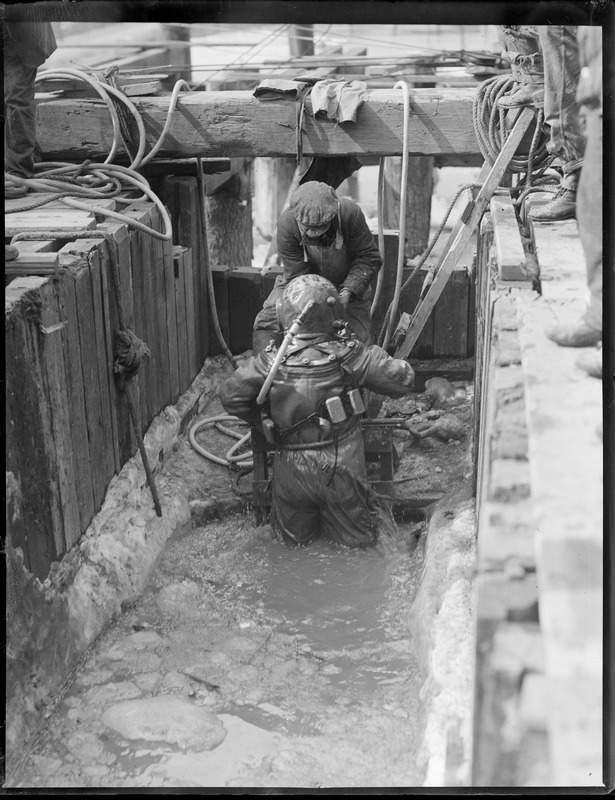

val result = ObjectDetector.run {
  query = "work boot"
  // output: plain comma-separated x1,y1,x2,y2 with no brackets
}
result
496,27,544,109
528,187,576,221
5,245,19,261
497,82,544,108
5,181,27,199
576,349,602,379
546,319,602,348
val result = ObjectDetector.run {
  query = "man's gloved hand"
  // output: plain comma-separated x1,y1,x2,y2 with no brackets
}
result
339,288,352,307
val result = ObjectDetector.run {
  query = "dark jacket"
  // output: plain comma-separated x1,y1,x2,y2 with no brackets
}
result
276,197,381,298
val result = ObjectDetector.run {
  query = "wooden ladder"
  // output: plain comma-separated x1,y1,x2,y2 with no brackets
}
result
393,105,535,360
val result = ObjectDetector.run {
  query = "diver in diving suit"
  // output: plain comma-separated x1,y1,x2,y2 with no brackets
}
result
219,274,415,548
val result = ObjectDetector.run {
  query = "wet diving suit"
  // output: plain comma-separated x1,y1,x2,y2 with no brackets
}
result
219,332,414,547
253,197,381,351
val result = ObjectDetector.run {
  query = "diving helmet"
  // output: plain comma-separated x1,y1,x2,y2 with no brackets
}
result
276,274,343,334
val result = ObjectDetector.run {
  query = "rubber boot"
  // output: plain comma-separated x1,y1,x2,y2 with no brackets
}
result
497,26,544,109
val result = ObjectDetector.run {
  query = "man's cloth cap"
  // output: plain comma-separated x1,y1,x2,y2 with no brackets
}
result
289,182,338,235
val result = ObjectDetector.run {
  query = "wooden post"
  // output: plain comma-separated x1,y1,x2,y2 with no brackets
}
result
161,23,191,86
289,25,314,57
254,157,297,242
205,163,254,267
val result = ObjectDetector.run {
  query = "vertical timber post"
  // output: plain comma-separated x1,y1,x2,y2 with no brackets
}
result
161,23,191,86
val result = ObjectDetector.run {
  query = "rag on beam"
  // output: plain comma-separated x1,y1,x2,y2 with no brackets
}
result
253,77,368,123
309,79,369,124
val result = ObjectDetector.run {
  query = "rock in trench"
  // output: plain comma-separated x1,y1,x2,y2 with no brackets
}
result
101,696,226,751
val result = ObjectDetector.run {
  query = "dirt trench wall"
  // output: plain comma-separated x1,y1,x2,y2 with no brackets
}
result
4,359,232,773
408,488,477,787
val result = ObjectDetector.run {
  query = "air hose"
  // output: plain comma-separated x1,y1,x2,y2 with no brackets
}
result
6,67,191,241
381,80,410,352
189,415,253,469
370,157,387,317
256,299,316,405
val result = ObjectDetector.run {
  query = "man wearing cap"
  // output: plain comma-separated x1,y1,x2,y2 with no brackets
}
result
252,181,381,353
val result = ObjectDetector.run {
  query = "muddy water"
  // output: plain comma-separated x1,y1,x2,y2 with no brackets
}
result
10,513,427,789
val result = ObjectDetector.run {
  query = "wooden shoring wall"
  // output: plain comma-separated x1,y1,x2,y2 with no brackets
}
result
5,205,207,580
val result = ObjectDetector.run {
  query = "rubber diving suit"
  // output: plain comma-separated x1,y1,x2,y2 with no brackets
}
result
220,275,414,547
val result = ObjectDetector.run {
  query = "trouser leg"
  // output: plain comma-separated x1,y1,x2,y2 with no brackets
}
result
497,25,544,108
577,109,602,333
4,56,38,178
538,25,584,168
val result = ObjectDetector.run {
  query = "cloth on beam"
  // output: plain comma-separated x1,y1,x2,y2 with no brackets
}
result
310,79,369,124
253,79,310,100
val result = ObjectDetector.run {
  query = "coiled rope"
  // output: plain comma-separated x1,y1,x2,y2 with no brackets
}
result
375,74,556,351
472,74,561,224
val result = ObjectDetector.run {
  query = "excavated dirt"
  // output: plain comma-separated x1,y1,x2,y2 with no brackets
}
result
7,380,474,789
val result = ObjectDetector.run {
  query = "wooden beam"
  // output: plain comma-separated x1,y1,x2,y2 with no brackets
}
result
490,191,529,282
35,88,481,160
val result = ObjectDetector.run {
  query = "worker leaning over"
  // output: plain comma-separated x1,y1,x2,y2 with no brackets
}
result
252,181,381,353
220,274,415,548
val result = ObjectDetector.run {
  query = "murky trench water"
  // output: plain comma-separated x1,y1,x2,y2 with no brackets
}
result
10,512,427,789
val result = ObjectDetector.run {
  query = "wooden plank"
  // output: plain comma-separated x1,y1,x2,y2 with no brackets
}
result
163,221,180,405
123,204,156,430
173,246,190,395
38,280,82,552
399,267,434,358
432,267,470,357
88,246,119,486
490,191,528,281
55,265,96,533
182,246,198,383
394,107,535,361
139,158,232,178
175,178,206,372
229,267,264,354
35,88,482,160
59,243,113,512
97,220,140,462
96,241,123,476
151,206,172,411
5,253,59,276
136,205,159,426
5,213,95,236
5,279,61,577
120,80,162,96
4,195,117,214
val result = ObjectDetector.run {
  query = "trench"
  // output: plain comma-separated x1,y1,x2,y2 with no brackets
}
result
9,383,475,789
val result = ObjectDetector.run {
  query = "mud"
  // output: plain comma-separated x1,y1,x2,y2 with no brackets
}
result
7,380,475,789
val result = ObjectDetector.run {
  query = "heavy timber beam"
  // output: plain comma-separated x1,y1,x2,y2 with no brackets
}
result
35,88,481,162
